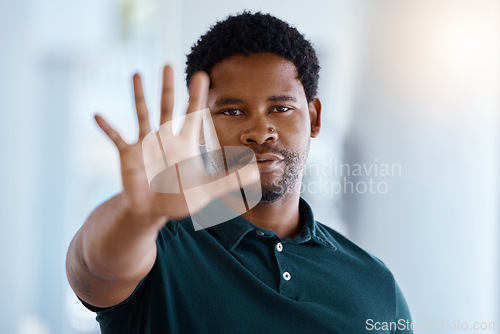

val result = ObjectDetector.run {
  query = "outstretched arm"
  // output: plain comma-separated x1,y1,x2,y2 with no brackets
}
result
66,67,211,308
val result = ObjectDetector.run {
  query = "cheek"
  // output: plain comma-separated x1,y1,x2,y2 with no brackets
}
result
204,120,237,151
215,125,237,145
282,113,311,138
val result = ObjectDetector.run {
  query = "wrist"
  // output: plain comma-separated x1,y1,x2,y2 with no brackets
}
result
117,193,169,230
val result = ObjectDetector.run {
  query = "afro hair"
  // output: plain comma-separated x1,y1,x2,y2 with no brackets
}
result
185,11,320,102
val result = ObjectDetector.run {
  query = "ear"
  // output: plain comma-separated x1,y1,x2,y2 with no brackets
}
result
308,97,322,138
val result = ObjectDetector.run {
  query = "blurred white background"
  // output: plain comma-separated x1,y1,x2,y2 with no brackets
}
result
0,0,498,333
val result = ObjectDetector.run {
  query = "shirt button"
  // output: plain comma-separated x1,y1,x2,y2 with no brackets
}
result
276,242,283,252
283,271,291,281
255,230,265,236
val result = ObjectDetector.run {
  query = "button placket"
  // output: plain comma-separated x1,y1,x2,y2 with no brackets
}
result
276,242,283,252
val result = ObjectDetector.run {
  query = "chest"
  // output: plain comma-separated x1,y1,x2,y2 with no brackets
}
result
144,235,395,333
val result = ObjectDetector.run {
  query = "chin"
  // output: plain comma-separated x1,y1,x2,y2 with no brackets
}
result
259,185,288,203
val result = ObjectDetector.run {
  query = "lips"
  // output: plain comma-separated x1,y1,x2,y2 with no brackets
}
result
231,151,284,173
254,153,284,173
254,153,284,162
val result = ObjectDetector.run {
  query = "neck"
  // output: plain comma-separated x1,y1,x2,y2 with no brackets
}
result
241,180,302,239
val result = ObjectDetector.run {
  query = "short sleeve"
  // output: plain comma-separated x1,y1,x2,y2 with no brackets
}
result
79,274,148,316
79,219,179,317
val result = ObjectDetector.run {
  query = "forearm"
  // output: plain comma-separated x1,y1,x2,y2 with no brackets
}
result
68,193,167,285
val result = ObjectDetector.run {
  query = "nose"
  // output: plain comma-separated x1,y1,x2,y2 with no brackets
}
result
240,123,278,145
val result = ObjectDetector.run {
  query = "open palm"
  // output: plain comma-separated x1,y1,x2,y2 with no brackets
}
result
95,66,258,222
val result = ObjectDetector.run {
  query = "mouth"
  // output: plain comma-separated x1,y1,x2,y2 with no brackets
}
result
254,153,284,173
230,151,284,173
254,153,284,162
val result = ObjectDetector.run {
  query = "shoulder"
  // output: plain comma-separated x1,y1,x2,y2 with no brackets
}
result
315,221,394,278
156,216,198,256
315,221,413,320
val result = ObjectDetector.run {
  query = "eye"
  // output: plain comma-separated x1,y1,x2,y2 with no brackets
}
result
270,106,292,113
221,109,245,116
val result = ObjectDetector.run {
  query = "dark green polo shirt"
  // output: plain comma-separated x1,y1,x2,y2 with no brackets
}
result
85,198,412,333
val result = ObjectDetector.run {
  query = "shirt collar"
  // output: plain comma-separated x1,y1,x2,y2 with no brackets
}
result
208,197,337,251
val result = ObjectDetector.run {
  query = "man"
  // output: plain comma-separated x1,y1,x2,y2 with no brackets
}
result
66,12,412,333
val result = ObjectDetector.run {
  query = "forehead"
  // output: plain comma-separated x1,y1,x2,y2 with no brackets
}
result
208,53,306,101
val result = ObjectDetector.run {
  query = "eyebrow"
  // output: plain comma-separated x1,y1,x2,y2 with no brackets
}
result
214,95,297,107
267,95,297,102
214,98,244,107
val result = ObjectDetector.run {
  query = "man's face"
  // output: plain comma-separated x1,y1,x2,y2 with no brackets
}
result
204,52,321,203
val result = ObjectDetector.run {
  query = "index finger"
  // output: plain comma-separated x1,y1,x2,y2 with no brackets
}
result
180,71,209,138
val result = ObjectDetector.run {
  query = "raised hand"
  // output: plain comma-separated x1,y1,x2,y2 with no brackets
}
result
95,65,259,224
